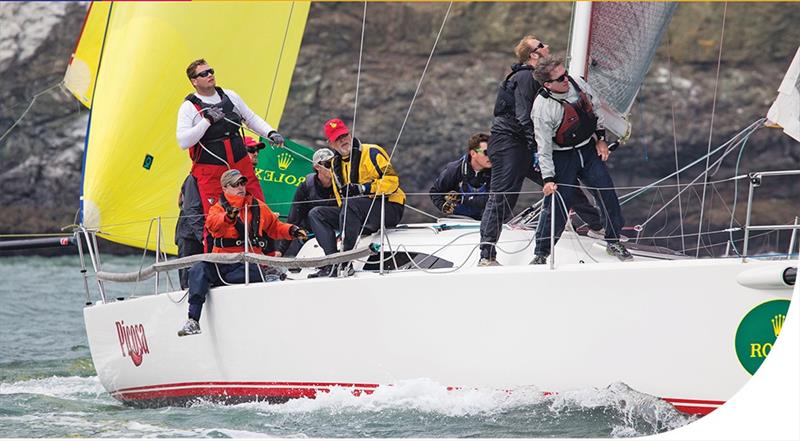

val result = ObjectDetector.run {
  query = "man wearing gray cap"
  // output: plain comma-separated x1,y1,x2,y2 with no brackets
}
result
275,148,339,257
178,168,308,337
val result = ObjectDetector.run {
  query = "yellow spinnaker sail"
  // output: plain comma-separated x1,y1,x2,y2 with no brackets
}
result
66,2,309,253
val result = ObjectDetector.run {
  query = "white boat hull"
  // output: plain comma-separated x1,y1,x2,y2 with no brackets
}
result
83,228,794,415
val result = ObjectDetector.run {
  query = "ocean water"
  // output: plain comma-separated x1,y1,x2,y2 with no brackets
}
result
0,255,698,438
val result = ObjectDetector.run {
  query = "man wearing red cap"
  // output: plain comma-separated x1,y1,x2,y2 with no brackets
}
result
306,118,405,278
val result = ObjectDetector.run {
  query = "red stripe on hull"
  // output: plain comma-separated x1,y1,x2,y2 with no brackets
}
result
110,381,723,415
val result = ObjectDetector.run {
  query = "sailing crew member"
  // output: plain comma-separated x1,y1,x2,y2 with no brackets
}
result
306,118,406,278
530,56,632,264
178,169,308,337
429,133,492,220
174,174,204,289
275,148,338,258
176,59,285,218
244,135,265,166
479,36,603,266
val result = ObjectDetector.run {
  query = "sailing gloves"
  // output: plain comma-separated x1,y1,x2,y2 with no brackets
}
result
204,107,225,124
289,225,308,240
268,131,285,147
442,191,460,215
343,183,366,196
225,206,240,221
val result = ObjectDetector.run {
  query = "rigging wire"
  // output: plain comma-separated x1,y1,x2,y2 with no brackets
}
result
0,82,64,146
695,1,728,257
264,2,295,121
666,30,686,252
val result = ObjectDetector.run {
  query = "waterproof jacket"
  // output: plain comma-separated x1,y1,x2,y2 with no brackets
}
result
175,174,204,243
206,193,293,254
331,138,406,206
429,154,491,220
490,63,541,152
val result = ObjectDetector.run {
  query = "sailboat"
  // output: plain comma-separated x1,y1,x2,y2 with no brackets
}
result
62,2,796,416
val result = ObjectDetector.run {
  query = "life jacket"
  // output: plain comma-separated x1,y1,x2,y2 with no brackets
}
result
539,76,598,148
453,155,489,219
185,87,247,165
213,194,268,251
492,64,535,117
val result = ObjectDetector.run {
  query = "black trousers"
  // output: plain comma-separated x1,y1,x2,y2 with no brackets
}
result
479,132,602,260
177,238,204,289
308,198,404,255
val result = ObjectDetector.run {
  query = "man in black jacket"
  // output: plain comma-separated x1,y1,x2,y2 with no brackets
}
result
275,148,338,257
174,174,204,289
430,133,492,220
479,35,603,266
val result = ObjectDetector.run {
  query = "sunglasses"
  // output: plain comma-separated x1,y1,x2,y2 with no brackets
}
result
473,148,488,156
228,179,247,188
546,71,568,84
318,160,333,168
193,68,214,78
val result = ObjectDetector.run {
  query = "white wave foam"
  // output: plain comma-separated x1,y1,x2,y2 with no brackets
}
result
0,375,106,398
234,378,549,417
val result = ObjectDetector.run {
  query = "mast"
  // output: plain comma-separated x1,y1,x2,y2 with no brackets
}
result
568,1,592,78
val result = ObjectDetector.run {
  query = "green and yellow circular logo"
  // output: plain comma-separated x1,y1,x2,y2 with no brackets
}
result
735,299,790,375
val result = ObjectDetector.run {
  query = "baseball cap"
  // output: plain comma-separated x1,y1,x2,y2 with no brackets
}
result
323,118,350,143
220,169,247,187
312,148,335,165
244,136,266,153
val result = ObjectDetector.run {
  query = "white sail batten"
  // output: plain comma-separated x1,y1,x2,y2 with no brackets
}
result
767,46,800,142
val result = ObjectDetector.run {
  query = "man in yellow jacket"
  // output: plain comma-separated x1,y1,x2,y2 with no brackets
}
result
307,118,405,278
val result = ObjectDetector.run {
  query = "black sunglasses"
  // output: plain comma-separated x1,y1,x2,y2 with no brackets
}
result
193,68,214,79
546,71,568,84
532,41,545,55
318,160,333,168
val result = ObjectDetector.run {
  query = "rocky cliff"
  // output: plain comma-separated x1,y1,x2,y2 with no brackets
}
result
1,2,799,253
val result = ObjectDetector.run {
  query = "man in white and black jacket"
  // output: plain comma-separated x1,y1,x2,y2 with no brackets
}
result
530,56,632,264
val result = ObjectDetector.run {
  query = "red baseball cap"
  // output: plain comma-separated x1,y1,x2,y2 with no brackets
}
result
244,136,265,152
324,118,350,143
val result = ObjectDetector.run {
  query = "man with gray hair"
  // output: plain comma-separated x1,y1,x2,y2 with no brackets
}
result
275,148,339,257
530,56,631,264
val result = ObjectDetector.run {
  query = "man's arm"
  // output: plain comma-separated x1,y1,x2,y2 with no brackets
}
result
176,100,211,149
362,146,400,195
225,89,276,138
429,159,461,211
531,96,560,183
514,71,538,151
206,203,236,237
258,201,293,241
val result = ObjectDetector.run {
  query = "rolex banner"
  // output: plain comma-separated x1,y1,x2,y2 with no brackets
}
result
256,138,315,219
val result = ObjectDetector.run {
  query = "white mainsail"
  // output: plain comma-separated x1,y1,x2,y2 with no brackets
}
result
767,46,800,142
568,2,677,139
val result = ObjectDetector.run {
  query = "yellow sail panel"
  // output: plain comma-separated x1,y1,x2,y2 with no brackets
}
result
81,1,310,253
64,2,111,108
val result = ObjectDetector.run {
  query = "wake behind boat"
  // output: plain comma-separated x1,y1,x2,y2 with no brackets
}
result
49,1,799,418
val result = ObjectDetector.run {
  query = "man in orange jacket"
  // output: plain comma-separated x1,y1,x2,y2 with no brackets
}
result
178,169,307,337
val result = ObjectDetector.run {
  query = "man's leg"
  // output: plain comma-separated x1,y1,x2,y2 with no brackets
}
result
178,238,204,290
479,136,529,260
340,198,376,252
577,148,625,241
534,150,580,257
180,261,223,335
308,206,341,255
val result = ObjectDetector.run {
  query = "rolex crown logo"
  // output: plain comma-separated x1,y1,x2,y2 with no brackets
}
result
277,152,294,170
771,314,785,337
